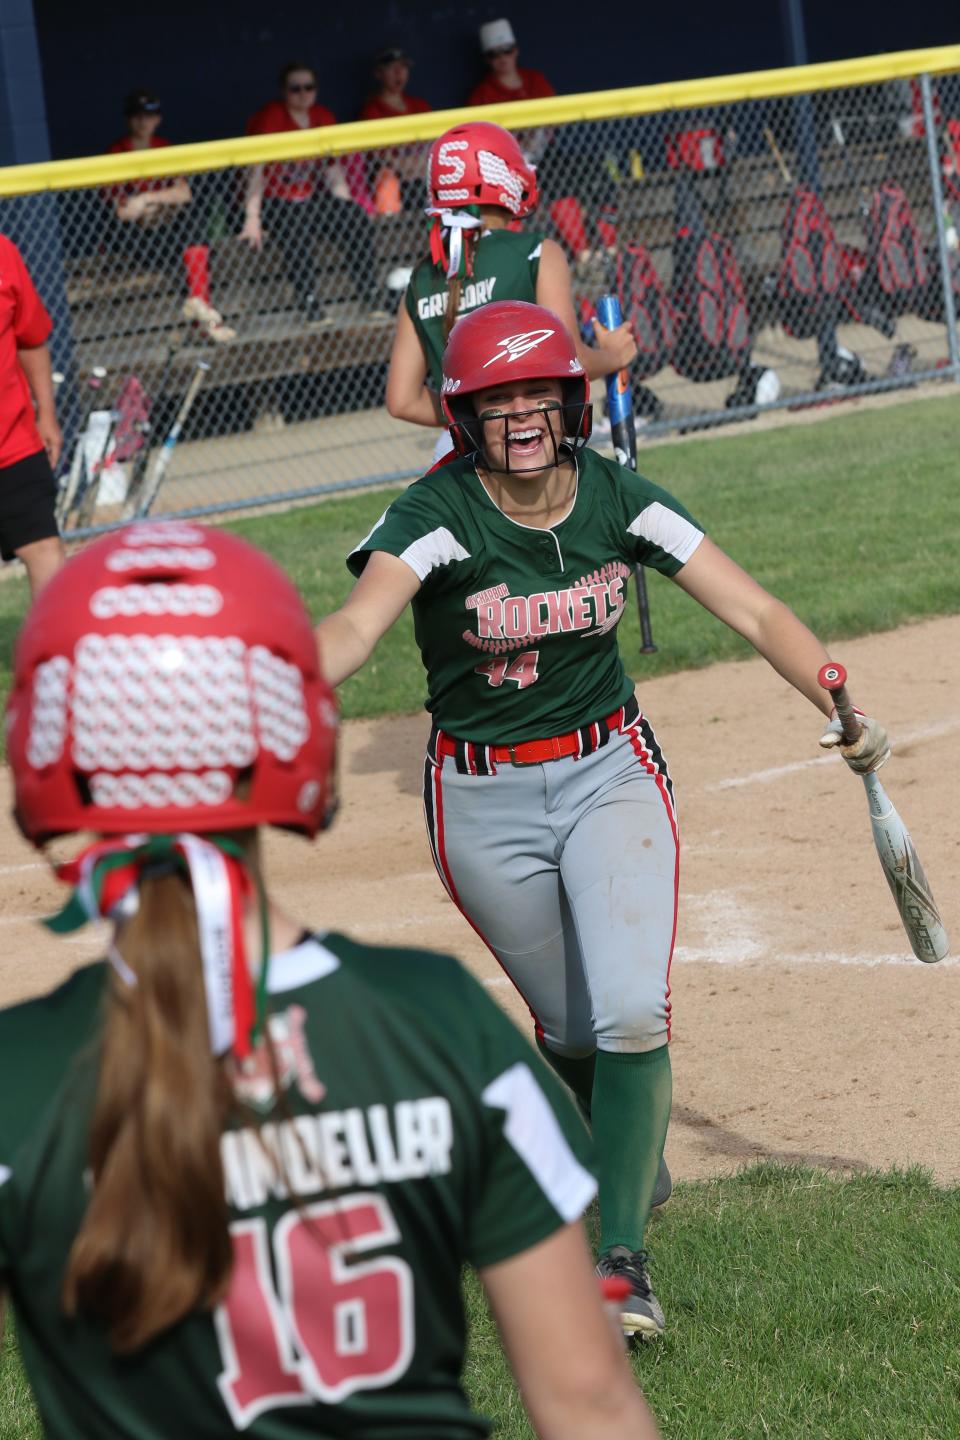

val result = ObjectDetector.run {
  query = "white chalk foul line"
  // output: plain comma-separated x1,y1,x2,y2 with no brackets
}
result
672,945,957,968
0,862,47,876
709,717,960,792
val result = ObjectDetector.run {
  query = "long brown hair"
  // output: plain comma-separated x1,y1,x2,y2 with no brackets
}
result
62,870,234,1352
443,227,484,340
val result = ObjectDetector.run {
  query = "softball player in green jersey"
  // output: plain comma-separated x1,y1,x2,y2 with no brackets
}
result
316,299,891,1339
0,523,660,1440
385,120,635,450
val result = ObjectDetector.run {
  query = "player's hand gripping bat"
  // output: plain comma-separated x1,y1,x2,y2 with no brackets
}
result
818,663,948,962
595,293,657,655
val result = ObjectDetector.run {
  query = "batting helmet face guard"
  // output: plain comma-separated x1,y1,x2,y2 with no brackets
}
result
7,522,338,845
440,300,591,473
427,121,538,218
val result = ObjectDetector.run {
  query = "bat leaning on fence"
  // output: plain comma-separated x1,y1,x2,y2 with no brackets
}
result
123,357,211,520
595,293,657,655
818,663,949,963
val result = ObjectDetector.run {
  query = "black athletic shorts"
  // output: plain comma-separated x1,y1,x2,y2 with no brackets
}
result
0,448,58,561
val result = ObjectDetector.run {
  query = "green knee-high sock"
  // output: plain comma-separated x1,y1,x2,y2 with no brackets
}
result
592,1045,672,1254
535,1036,596,1125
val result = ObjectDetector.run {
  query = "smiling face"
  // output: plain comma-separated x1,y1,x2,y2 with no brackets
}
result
472,377,565,474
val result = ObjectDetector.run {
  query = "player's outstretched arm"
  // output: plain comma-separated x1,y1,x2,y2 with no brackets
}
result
671,537,834,715
535,239,636,380
482,1222,661,1440
314,550,421,687
385,305,444,427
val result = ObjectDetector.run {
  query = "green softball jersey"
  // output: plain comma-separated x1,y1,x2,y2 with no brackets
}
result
0,933,595,1439
404,228,543,388
348,447,705,744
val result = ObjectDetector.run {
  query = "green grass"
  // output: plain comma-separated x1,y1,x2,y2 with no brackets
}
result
463,1166,960,1440
4,1167,958,1438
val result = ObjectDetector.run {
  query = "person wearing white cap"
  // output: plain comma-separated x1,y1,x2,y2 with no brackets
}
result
468,18,556,107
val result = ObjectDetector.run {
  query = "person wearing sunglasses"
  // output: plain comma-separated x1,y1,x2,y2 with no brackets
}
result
463,20,611,271
466,19,555,108
241,62,385,324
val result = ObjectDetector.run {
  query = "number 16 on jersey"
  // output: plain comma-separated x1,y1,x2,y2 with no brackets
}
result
595,294,658,656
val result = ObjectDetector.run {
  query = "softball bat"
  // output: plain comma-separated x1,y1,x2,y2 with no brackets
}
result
596,293,657,655
818,663,948,963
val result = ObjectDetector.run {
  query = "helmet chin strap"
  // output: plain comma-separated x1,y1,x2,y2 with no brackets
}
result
473,401,577,475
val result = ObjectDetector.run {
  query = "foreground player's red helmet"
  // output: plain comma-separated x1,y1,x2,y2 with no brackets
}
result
440,299,591,462
427,121,538,217
7,522,338,844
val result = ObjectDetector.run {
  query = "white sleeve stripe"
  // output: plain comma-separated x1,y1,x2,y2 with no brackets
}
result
528,241,543,260
482,1062,597,1222
351,509,388,554
627,500,704,564
399,527,471,581
0,1163,11,1188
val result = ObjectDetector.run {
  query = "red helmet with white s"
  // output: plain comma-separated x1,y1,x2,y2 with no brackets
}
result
427,121,538,217
440,299,592,469
7,522,338,845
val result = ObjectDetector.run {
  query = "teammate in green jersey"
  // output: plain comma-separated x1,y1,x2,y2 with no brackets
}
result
0,522,661,1440
315,299,891,1339
385,120,636,456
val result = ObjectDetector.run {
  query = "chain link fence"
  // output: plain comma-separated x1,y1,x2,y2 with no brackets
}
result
3,53,958,534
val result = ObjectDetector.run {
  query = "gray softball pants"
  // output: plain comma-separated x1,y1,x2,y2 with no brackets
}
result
422,699,678,1055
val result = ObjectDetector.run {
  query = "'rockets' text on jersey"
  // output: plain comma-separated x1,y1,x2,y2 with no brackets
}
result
348,448,705,744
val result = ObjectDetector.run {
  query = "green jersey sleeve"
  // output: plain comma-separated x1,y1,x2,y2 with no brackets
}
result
347,475,473,584
457,975,597,1269
615,463,705,576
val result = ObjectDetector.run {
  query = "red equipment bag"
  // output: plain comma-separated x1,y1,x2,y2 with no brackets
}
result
670,178,750,381
616,242,676,379
776,186,861,338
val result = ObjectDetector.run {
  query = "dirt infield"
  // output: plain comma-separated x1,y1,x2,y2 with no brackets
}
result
2,614,958,1184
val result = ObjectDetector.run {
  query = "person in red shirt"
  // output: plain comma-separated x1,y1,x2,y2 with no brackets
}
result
0,236,64,599
241,62,384,323
358,48,431,217
466,21,616,270
359,47,431,123
105,91,234,343
467,18,555,107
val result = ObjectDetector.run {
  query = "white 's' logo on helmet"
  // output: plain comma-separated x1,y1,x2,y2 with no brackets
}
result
483,329,556,367
436,139,467,186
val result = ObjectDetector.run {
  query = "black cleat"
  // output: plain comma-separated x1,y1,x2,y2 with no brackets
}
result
596,1247,664,1339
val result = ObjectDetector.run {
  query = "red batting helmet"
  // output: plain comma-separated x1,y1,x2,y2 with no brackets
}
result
427,121,538,217
7,522,338,844
440,299,591,462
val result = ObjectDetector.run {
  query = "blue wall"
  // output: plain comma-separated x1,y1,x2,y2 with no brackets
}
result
31,0,959,161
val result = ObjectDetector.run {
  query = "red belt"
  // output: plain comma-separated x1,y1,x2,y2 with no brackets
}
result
435,703,627,767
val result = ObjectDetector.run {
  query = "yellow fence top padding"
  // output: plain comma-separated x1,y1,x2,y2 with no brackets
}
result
0,44,957,197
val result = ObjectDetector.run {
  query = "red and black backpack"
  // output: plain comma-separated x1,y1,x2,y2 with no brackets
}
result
776,187,859,338
616,242,676,379
670,178,751,381
863,181,931,322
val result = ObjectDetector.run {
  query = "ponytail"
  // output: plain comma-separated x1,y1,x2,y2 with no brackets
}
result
62,872,233,1352
443,227,482,340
